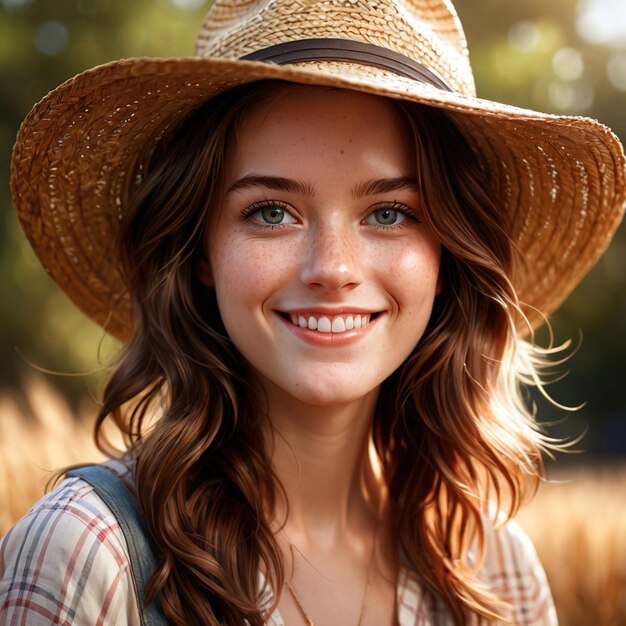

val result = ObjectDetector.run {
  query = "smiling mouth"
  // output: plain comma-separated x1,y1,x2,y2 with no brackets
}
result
281,312,381,334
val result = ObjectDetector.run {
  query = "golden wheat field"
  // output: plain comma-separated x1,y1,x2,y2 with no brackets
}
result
1,373,625,626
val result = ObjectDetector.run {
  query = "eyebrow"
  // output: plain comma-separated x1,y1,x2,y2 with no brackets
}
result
225,175,316,197
352,177,420,198
225,175,419,198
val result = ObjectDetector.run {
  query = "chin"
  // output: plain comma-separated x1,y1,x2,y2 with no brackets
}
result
281,378,381,408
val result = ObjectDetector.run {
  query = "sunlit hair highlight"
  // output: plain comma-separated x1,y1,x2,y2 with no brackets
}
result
83,81,564,626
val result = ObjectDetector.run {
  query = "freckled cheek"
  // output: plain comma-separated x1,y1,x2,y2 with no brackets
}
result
372,239,441,284
375,243,441,301
403,246,440,278
211,239,299,311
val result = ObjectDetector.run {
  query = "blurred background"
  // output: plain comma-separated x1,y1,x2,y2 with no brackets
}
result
0,1,625,624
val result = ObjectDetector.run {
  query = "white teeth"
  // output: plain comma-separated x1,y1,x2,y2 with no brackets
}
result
287,312,376,334
317,317,332,333
331,317,346,333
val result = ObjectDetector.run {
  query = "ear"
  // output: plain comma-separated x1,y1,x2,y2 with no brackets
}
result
196,257,214,288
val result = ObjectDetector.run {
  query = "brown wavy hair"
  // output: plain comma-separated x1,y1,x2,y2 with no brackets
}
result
89,81,560,625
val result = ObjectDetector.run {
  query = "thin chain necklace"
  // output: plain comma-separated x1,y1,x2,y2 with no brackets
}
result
281,515,381,626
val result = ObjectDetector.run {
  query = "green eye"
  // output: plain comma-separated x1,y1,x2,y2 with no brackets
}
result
261,206,286,224
366,208,407,226
246,203,297,226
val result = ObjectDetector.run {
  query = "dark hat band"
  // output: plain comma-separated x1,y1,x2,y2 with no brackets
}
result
241,38,453,92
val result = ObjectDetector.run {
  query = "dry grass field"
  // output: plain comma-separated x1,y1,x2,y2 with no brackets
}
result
1,373,625,626
517,468,626,626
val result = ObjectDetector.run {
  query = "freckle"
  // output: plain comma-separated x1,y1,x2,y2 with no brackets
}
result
340,149,344,155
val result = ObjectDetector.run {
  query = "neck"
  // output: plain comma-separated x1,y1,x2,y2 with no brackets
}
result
261,384,385,546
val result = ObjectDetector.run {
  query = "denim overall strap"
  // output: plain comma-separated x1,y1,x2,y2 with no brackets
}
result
67,466,169,626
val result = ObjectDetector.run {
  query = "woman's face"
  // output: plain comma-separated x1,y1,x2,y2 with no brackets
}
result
201,86,442,407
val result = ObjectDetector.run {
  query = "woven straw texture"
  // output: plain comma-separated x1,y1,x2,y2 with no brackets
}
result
10,0,626,341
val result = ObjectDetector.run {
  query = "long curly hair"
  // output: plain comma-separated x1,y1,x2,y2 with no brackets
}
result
89,80,560,625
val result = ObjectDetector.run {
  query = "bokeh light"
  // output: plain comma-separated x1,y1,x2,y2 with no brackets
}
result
552,47,585,82
33,21,69,57
0,0,32,10
577,0,626,47
607,52,626,91
548,80,595,111
169,0,206,9
508,20,541,52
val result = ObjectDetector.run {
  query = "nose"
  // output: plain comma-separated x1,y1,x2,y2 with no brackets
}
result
300,222,364,291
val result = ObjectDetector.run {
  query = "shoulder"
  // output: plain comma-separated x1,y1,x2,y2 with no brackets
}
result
0,463,141,626
480,519,558,626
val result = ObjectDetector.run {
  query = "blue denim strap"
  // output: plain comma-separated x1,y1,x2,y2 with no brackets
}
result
67,465,169,626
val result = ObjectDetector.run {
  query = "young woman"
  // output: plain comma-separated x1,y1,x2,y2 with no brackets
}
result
1,0,624,625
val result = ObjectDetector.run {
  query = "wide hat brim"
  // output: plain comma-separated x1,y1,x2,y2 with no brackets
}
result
10,55,626,341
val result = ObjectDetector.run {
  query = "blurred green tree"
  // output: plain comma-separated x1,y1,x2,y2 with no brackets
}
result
0,0,207,399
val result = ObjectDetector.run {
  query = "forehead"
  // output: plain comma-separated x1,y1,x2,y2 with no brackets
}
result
226,85,416,182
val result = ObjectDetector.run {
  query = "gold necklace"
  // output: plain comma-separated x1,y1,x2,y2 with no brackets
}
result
282,519,380,626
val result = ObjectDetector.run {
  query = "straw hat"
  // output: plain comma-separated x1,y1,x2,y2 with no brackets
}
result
11,0,626,341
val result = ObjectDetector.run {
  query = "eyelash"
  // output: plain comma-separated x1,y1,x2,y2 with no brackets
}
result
240,200,422,230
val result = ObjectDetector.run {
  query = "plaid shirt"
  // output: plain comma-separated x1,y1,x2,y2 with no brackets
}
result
0,462,558,626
